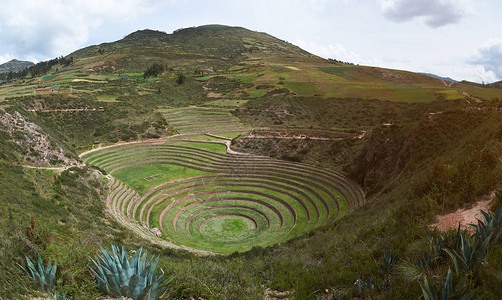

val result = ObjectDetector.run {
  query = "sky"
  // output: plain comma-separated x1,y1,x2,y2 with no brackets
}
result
0,0,501,83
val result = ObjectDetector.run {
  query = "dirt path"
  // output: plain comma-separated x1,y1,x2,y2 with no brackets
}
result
240,135,347,141
26,108,105,112
21,165,70,171
239,129,366,141
79,137,175,158
459,90,481,103
204,133,232,140
79,134,256,158
430,191,496,232
21,162,85,171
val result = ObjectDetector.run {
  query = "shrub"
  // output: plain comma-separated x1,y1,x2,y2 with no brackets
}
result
176,73,186,85
143,63,165,79
24,218,52,249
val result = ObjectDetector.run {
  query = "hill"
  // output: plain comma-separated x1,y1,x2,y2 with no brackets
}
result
69,25,311,72
460,79,502,89
2,24,502,103
0,59,34,73
0,25,502,299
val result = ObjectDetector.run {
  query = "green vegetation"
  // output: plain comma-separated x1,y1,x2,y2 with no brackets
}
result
176,73,186,85
143,63,165,79
195,75,215,81
0,56,73,82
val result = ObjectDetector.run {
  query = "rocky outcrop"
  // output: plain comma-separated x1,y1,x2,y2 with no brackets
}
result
0,110,77,166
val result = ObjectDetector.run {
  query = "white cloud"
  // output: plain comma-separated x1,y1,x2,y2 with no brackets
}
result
419,63,496,83
379,0,465,28
0,54,15,65
294,40,366,64
0,0,159,60
468,39,502,81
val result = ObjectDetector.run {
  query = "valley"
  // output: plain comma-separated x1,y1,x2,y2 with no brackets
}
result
0,25,501,299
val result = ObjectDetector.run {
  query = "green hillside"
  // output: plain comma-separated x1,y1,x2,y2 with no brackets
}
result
2,25,502,103
0,25,502,299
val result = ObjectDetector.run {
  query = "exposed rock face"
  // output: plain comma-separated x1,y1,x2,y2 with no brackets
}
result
0,110,77,165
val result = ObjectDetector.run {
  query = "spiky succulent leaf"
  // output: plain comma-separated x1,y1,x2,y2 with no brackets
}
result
21,255,57,292
420,276,437,300
444,248,460,274
420,269,473,300
440,269,453,300
90,244,173,300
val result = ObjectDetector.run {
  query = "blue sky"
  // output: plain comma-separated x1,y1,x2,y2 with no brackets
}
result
0,0,501,83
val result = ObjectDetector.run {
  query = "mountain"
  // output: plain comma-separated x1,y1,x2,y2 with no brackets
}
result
0,59,34,73
61,25,502,102
69,25,311,71
420,72,458,82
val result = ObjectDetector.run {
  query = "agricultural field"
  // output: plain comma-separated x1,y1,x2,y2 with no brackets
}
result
201,50,502,102
162,106,253,136
81,140,364,253
0,69,155,100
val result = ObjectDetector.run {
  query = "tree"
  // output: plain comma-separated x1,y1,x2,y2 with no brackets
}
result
143,63,165,79
176,73,186,85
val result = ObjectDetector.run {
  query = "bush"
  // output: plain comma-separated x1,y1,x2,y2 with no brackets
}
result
176,73,186,85
24,218,52,249
143,63,165,79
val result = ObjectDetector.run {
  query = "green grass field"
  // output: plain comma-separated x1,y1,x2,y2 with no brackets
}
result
162,106,253,135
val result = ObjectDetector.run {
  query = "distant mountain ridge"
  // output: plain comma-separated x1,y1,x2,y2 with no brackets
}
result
0,59,34,73
460,80,502,89
420,73,458,83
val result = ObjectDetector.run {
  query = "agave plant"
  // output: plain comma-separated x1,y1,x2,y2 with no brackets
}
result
444,232,492,274
90,245,173,300
469,204,502,246
381,252,396,276
354,275,376,298
420,269,472,300
52,293,66,300
427,225,463,258
19,255,57,293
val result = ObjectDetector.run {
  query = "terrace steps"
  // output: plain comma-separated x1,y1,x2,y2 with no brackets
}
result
83,140,364,253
